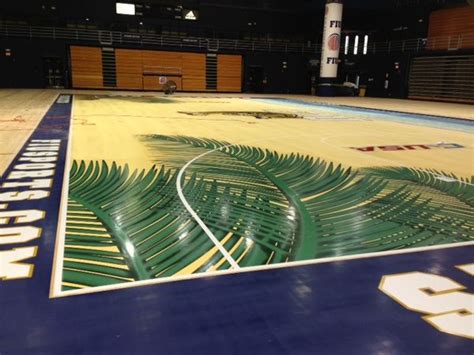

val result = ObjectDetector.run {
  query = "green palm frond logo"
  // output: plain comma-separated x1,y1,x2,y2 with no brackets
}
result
62,136,474,290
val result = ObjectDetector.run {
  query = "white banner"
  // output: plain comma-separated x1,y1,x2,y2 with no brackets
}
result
320,2,343,79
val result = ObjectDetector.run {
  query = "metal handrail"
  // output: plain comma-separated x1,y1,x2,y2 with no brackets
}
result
1,22,473,55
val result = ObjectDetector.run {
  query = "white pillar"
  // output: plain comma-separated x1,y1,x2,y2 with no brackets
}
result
319,0,343,95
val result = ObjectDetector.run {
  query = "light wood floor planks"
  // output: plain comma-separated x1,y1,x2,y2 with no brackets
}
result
1,89,472,178
70,92,473,177
0,89,59,174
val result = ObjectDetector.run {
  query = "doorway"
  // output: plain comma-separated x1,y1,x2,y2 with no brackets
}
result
43,57,65,88
246,65,264,93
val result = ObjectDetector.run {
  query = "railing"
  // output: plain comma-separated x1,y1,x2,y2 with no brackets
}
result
1,22,473,55
426,33,474,51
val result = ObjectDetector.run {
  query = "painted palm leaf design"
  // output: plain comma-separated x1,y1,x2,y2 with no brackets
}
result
143,136,473,256
64,160,235,289
364,167,474,206
62,138,473,290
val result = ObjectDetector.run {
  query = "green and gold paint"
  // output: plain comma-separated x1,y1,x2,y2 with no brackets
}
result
60,95,474,290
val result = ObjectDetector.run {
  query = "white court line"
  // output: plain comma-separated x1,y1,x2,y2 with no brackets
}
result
176,145,240,270
53,240,474,298
49,96,75,298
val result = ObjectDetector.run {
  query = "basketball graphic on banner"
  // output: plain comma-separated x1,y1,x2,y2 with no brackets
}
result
328,33,340,51
320,1,343,79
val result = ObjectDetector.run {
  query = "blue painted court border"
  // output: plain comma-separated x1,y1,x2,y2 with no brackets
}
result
254,97,474,133
1,245,473,354
0,95,72,315
0,95,472,355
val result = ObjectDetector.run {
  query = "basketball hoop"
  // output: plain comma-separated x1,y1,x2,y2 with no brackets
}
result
159,76,168,85
143,66,181,93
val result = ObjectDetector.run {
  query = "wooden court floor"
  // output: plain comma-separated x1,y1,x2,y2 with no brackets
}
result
0,89,473,354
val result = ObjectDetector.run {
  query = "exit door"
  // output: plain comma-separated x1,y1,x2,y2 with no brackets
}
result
43,57,65,88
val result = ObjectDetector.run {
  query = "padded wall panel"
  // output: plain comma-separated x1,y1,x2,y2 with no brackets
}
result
182,53,206,91
116,49,143,90
70,46,103,89
142,51,183,75
71,46,239,92
428,6,474,50
217,55,242,92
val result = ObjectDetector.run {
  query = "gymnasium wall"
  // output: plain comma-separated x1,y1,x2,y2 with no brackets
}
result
70,46,103,89
409,6,474,103
0,38,68,88
70,46,242,92
243,52,311,94
427,6,474,50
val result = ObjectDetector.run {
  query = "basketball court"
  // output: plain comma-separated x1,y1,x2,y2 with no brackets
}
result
1,0,473,353
0,89,472,353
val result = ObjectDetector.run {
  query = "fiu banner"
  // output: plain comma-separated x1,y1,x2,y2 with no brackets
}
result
320,0,343,79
